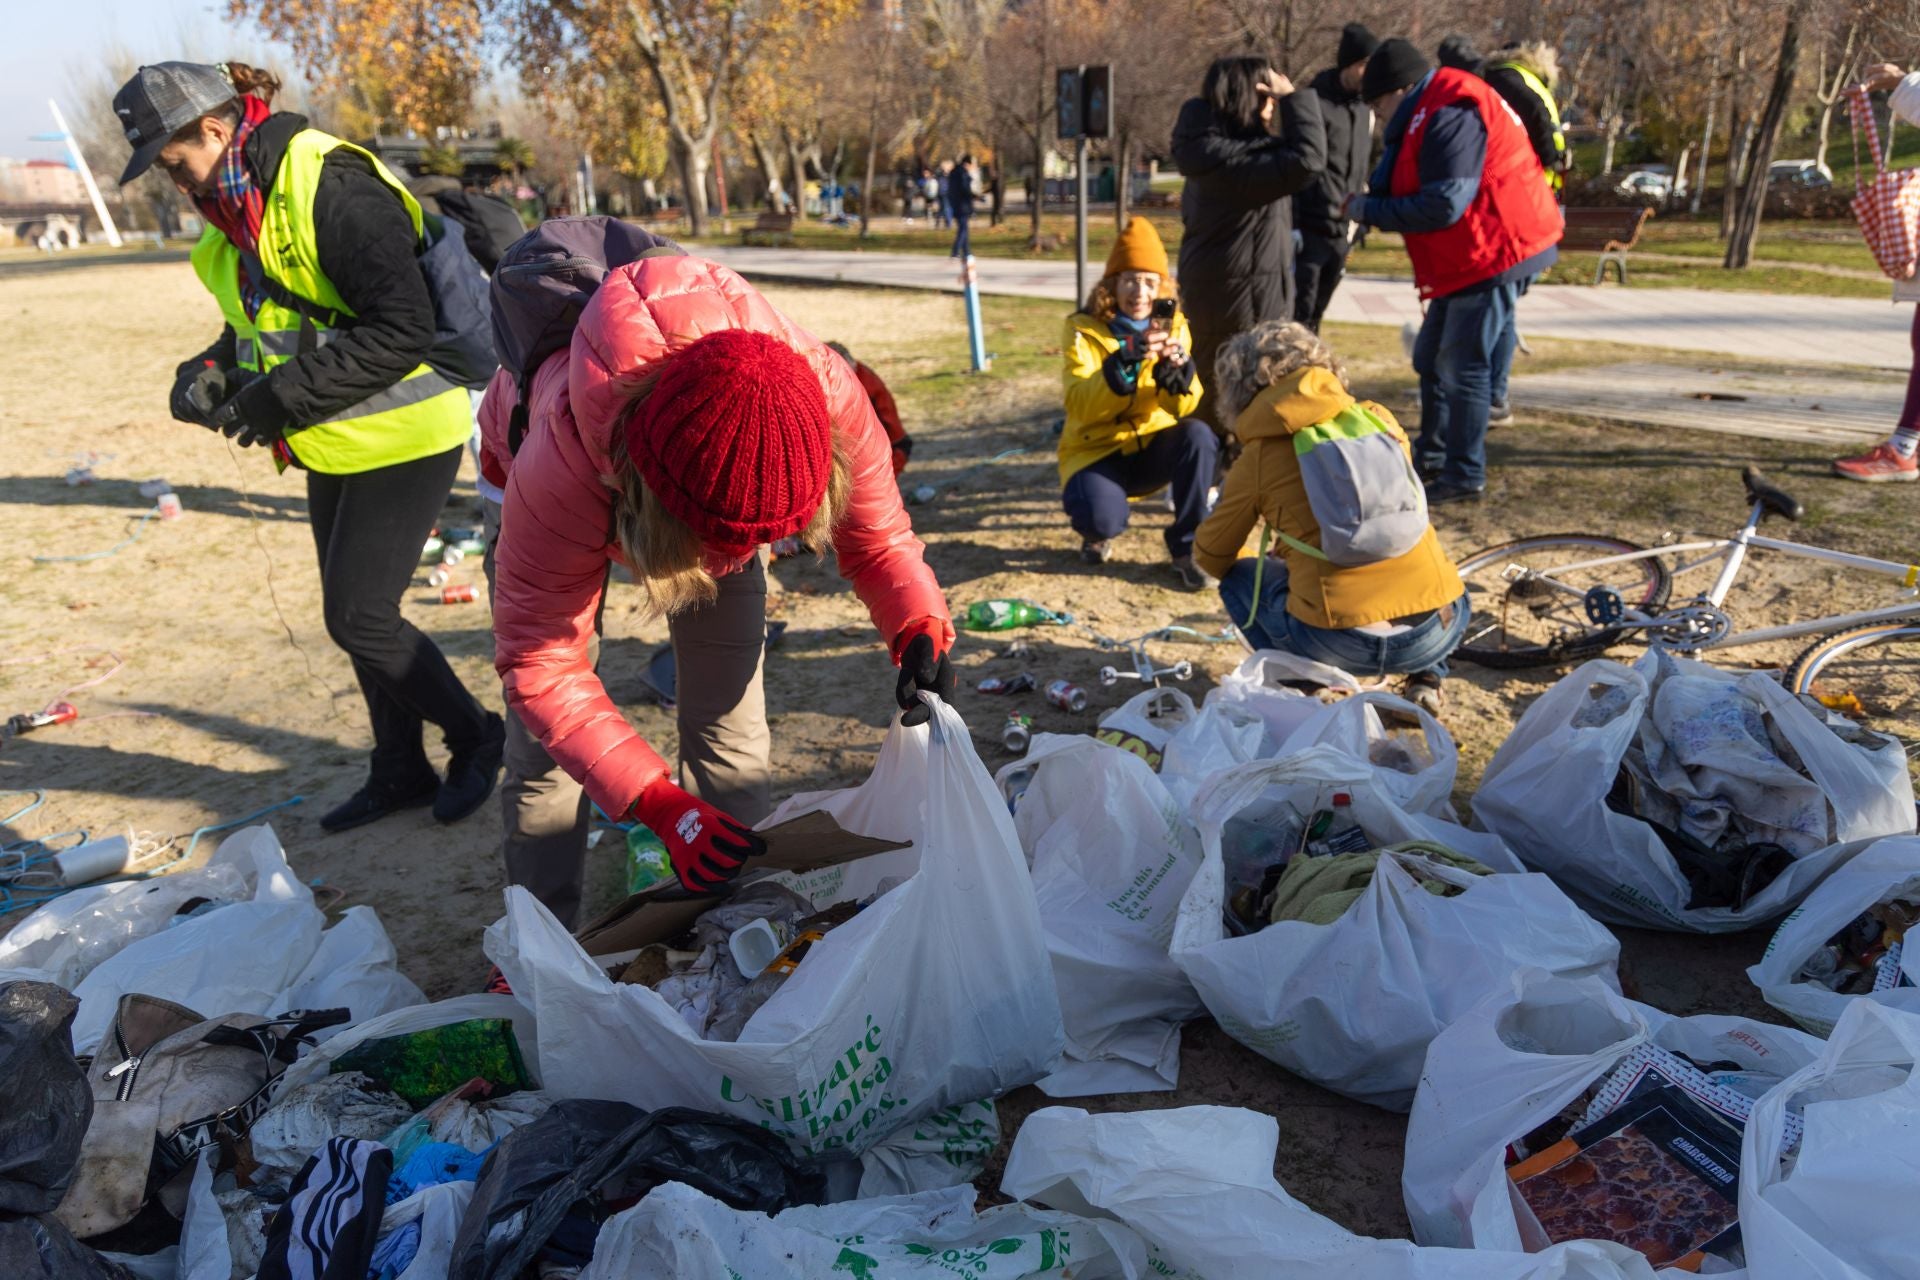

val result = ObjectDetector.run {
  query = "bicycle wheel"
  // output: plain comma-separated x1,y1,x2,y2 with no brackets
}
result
1452,534,1673,669
1787,624,1920,769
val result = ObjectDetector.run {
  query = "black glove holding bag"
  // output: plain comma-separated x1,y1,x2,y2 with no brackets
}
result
210,374,293,449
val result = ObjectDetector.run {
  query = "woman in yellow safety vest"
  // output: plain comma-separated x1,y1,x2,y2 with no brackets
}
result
114,60,504,833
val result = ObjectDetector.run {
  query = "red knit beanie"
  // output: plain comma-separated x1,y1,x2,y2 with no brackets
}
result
625,329,833,557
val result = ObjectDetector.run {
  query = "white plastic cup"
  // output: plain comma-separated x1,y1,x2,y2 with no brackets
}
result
728,918,783,979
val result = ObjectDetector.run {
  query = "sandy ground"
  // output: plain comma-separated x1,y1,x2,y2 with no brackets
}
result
3,260,1915,1237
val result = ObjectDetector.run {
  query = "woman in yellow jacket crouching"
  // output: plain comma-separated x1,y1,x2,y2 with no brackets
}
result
1193,321,1468,709
1060,218,1217,590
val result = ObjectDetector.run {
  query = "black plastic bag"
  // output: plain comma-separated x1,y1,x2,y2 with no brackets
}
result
0,981,92,1213
450,1100,827,1280
0,1213,134,1279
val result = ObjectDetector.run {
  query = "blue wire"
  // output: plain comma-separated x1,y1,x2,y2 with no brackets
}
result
0,791,45,828
33,509,159,564
176,796,306,866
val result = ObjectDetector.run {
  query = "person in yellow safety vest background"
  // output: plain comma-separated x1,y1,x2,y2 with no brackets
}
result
1481,42,1571,426
114,60,506,834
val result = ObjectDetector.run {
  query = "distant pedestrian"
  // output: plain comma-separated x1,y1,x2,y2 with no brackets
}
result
1171,56,1328,434
988,162,1006,227
1295,23,1380,332
1435,33,1485,75
948,154,977,259
1344,38,1562,504
1835,62,1920,482
928,165,949,228
1484,42,1573,423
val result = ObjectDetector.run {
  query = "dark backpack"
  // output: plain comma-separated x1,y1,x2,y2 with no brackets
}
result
434,189,529,274
489,216,685,456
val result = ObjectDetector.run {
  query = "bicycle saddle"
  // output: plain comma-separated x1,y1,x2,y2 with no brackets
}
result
1742,465,1804,522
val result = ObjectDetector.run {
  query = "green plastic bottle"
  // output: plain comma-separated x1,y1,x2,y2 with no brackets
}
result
626,825,673,894
960,599,1070,631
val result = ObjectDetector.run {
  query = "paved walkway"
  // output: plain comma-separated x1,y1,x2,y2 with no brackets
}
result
701,245,1914,370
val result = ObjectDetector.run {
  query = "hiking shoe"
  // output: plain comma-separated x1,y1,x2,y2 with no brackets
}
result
320,774,437,833
1080,538,1114,564
1402,672,1446,714
1170,556,1216,592
434,712,506,823
1832,442,1919,483
1488,400,1513,425
1423,479,1487,506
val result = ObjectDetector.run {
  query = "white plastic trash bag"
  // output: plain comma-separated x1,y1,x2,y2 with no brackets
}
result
1158,697,1267,815
1740,1000,1920,1280
276,905,424,1040
488,695,1065,1158
856,1099,1000,1198
581,1180,1149,1279
1474,654,1915,931
275,992,541,1093
1092,686,1195,772
1204,650,1364,751
995,737,1205,1096
1001,1106,1658,1280
0,836,254,989
1402,968,1822,1256
1749,835,1920,1035
1275,690,1462,820
1172,748,1617,1110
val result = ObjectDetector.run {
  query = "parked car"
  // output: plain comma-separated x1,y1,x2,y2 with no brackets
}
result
1768,159,1834,189
1614,167,1688,201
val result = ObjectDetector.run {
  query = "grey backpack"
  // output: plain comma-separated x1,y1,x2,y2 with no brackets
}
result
1276,403,1430,566
488,216,686,456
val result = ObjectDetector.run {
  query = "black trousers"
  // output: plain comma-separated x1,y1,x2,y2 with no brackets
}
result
1061,419,1220,557
1294,233,1352,333
307,445,490,790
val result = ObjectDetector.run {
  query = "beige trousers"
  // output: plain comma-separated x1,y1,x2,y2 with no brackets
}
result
483,500,772,927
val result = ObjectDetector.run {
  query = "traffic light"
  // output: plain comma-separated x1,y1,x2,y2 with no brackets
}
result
1056,66,1084,140
1083,65,1113,139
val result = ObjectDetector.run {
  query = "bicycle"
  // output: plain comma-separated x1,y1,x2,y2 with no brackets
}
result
1450,465,1920,726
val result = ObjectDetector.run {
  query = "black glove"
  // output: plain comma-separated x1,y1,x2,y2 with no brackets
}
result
210,375,292,449
170,362,228,428
1154,353,1196,398
893,628,955,728
1100,346,1141,396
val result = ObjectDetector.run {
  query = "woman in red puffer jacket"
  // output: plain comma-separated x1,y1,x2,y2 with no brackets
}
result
477,255,953,912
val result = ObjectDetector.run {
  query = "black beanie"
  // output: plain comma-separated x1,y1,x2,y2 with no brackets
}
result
1338,23,1380,70
1362,38,1431,102
1436,33,1485,74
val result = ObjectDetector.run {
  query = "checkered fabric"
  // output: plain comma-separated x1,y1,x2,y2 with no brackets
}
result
1849,87,1920,281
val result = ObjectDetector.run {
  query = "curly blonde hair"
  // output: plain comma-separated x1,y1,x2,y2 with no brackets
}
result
1213,321,1348,423
608,371,852,618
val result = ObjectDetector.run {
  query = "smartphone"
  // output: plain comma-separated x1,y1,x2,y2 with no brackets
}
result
1149,298,1177,329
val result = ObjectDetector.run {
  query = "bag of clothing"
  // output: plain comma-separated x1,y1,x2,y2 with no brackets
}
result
1001,1105,1658,1280
1739,1001,1920,1280
1172,747,1616,1110
1748,834,1920,1035
488,695,1065,1161
1473,653,1914,931
994,737,1205,1096
1402,969,1820,1258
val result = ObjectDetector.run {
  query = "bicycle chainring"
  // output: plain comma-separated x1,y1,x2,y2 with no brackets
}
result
1650,604,1733,649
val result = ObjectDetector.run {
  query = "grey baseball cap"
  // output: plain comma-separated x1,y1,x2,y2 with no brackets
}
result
112,62,237,184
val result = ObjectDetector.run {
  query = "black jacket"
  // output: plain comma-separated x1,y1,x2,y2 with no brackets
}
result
1484,64,1569,175
1170,90,1326,339
177,112,438,432
1294,67,1373,239
946,165,975,218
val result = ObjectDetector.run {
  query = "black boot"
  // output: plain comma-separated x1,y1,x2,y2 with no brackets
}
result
320,772,438,833
435,712,506,823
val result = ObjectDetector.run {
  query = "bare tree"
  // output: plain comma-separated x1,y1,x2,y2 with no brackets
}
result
1726,0,1806,267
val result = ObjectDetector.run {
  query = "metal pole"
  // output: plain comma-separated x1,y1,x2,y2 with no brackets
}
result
49,100,121,247
1074,135,1089,304
961,256,990,372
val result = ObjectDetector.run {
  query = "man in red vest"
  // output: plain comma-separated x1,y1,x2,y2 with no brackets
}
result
1343,38,1563,504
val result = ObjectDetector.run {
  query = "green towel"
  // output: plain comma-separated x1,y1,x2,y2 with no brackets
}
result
1267,841,1494,926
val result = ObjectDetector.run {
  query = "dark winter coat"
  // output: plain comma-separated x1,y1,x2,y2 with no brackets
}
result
1294,68,1373,240
1169,90,1327,342
946,165,975,219
1484,64,1569,177
176,111,439,429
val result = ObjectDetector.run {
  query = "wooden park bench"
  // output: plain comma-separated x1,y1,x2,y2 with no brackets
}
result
741,210,795,247
1561,206,1652,285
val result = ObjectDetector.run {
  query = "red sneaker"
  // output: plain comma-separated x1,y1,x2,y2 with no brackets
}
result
1832,442,1920,483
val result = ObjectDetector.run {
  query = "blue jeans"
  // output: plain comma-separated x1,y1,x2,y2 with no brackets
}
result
1490,273,1536,407
1061,419,1218,556
951,215,971,259
1411,280,1518,490
1216,557,1469,680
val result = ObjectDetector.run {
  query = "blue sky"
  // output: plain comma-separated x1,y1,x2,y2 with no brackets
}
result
1,0,292,162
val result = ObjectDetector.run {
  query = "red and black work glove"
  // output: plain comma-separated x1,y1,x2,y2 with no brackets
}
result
893,620,955,727
632,775,767,896
211,374,292,449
